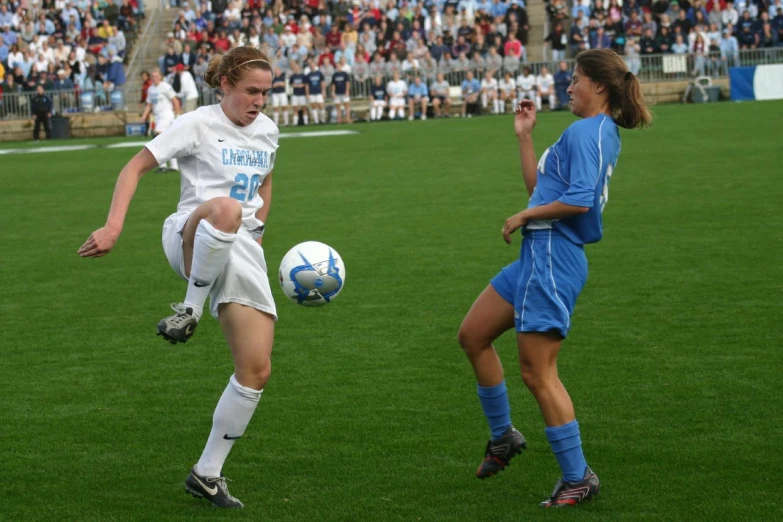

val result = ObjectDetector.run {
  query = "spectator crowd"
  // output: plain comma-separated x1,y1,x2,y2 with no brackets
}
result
150,0,781,123
0,0,141,118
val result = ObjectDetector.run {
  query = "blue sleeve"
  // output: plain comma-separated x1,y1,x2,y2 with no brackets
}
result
557,126,602,208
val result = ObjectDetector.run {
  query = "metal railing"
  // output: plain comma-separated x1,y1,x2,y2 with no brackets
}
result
2,48,782,122
124,5,161,91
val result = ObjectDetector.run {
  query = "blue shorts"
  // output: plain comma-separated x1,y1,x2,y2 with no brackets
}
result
491,230,588,338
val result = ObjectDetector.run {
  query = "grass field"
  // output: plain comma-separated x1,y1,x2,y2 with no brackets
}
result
2,101,782,522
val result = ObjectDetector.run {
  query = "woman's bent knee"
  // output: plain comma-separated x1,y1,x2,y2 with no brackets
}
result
207,197,242,232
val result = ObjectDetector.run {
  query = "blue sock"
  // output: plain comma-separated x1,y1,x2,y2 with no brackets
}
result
477,381,512,440
545,420,588,483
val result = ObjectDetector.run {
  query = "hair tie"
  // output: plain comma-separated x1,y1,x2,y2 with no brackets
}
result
624,71,634,82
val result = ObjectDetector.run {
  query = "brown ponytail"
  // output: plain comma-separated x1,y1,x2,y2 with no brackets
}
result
204,45,274,90
576,49,653,129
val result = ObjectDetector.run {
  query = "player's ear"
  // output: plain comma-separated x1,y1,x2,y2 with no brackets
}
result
220,75,231,93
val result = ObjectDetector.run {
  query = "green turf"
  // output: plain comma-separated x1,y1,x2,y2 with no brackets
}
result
2,101,782,521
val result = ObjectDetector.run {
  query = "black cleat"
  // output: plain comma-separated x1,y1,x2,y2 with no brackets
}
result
156,303,198,344
185,467,244,508
476,426,527,479
540,467,600,508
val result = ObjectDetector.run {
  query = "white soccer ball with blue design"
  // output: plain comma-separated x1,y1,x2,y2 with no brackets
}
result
278,241,346,307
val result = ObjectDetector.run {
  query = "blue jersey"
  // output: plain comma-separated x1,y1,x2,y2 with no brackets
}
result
290,73,306,96
372,84,386,100
332,71,350,95
527,114,621,245
272,73,286,94
306,70,325,95
408,82,429,97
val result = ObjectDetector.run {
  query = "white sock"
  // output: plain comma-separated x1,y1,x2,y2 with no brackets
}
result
536,96,542,111
312,109,319,124
493,99,499,113
169,158,179,170
321,108,326,123
303,112,309,125
549,95,555,108
283,111,289,125
273,111,279,125
184,220,236,320
196,375,262,478
481,93,487,108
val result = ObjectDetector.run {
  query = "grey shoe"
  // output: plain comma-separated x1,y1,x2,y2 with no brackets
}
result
476,426,527,479
156,303,197,344
540,467,600,508
185,467,244,508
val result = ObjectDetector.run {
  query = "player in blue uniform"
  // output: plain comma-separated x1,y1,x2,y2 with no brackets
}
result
331,69,352,124
270,67,289,126
457,49,653,507
289,63,308,125
305,59,326,124
370,76,387,121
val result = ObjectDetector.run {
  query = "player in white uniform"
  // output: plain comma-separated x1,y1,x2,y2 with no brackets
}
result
78,47,278,510
535,66,556,111
515,66,537,107
498,71,516,114
386,70,408,120
141,69,181,171
480,71,499,114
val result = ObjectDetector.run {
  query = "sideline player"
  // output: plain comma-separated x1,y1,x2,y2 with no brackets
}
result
270,66,289,126
141,68,181,171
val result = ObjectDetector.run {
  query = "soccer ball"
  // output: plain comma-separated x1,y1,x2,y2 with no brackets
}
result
278,241,346,307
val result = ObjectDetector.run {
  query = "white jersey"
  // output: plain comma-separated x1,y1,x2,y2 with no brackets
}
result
147,81,177,123
146,104,279,232
387,80,408,99
536,73,554,92
481,78,498,91
516,74,536,91
499,79,516,95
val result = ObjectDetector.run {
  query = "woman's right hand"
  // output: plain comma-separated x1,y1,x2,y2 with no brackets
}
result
78,225,121,258
515,99,537,137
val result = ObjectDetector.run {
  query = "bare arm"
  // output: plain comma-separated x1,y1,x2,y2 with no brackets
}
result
254,172,272,245
141,102,151,121
502,201,588,244
517,133,538,197
77,147,160,257
172,95,181,116
515,100,538,196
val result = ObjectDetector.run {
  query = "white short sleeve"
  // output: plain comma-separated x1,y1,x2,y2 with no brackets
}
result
145,110,207,164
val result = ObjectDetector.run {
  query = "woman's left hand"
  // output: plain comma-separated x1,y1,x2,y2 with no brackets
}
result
502,211,528,244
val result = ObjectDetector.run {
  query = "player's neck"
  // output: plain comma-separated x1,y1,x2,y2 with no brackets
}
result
581,102,611,120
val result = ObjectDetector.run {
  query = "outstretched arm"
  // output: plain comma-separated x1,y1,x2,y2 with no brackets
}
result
77,147,160,257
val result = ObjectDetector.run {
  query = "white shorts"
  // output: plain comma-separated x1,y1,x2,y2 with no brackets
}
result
309,94,324,104
334,94,350,104
162,211,277,320
154,115,174,133
271,93,288,107
390,97,405,108
291,95,307,107
372,100,386,108
517,90,536,103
